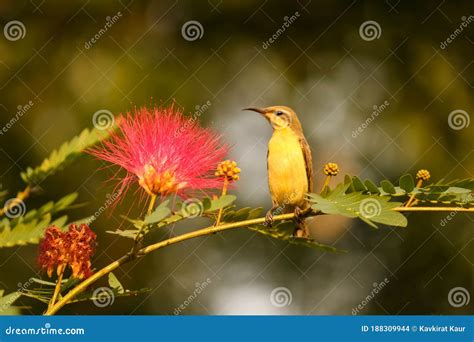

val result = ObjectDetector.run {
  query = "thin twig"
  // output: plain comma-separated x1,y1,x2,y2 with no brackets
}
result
393,206,474,212
215,178,228,226
44,212,295,315
44,205,473,315
47,263,66,311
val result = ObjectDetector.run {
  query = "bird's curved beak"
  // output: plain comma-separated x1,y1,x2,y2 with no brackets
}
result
242,107,267,115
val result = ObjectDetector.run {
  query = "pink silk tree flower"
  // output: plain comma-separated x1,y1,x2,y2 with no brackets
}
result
88,104,229,198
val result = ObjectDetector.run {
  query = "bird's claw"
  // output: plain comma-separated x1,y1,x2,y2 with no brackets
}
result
293,207,303,222
293,206,309,238
264,210,274,227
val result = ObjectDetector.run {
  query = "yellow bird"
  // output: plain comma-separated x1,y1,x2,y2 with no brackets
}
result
244,106,313,237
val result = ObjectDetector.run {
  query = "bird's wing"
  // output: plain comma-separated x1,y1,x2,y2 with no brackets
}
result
300,136,314,192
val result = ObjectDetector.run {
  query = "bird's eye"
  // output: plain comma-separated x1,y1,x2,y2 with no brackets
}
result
275,111,284,116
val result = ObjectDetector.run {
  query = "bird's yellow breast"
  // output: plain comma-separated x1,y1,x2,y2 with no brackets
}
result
267,128,308,208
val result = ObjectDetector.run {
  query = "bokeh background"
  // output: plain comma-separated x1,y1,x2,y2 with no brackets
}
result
0,0,472,315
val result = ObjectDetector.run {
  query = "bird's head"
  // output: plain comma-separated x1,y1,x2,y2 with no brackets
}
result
243,105,302,131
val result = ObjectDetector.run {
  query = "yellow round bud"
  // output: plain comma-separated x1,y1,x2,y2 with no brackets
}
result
323,162,339,176
416,169,430,181
216,160,241,182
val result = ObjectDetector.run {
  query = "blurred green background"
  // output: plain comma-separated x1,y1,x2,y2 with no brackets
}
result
0,0,472,315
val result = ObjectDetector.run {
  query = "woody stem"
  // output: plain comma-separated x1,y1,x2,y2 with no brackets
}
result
147,194,157,215
133,194,158,250
405,179,423,207
44,205,474,316
319,176,331,193
215,179,228,226
47,263,66,311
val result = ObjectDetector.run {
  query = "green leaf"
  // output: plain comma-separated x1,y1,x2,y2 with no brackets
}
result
21,126,113,185
3,192,78,229
0,193,79,248
364,179,380,194
351,176,367,192
144,200,171,225
430,178,474,190
249,221,341,253
205,195,237,212
110,195,238,240
106,229,140,239
399,174,415,193
344,174,352,185
223,207,263,222
0,290,22,315
108,273,125,294
380,180,396,194
308,184,407,228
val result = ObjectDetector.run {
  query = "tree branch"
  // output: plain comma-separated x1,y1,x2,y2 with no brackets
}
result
43,205,473,315
44,212,295,315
